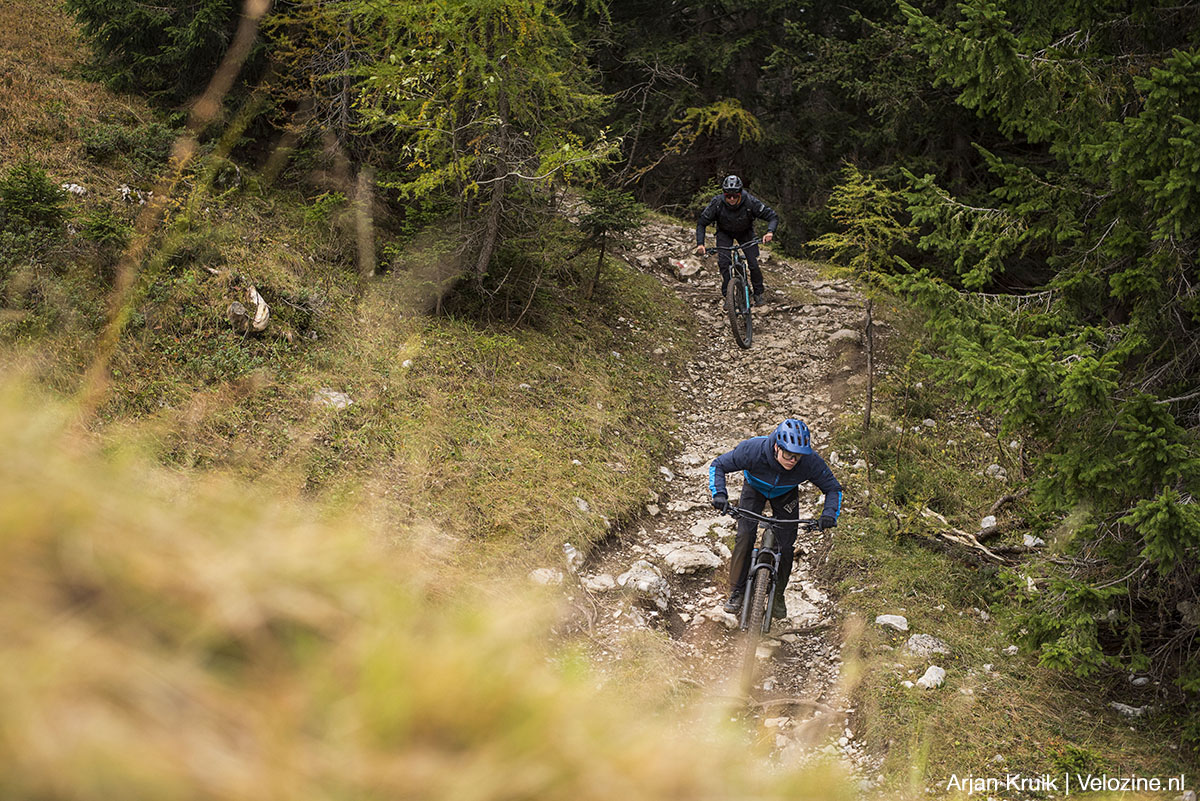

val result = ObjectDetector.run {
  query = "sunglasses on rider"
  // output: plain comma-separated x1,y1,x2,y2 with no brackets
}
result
724,192,741,200
776,446,801,461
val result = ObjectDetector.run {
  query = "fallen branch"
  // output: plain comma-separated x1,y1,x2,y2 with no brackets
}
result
989,487,1030,515
918,507,1007,563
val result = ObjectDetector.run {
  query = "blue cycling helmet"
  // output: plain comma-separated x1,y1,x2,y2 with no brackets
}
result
769,419,813,455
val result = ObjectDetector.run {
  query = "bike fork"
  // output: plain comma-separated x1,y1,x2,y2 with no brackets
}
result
739,546,781,631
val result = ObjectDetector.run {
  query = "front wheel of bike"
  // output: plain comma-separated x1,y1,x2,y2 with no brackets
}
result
739,565,771,694
727,273,753,349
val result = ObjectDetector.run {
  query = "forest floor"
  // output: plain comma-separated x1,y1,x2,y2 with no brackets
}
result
572,216,880,785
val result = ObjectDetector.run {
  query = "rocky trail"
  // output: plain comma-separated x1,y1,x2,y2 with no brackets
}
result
561,217,882,781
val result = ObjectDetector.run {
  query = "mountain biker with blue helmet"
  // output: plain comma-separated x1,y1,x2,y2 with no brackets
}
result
693,175,780,307
709,419,842,618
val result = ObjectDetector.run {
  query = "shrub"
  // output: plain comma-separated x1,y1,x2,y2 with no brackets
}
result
64,0,258,103
80,120,176,173
0,160,68,232
80,208,133,248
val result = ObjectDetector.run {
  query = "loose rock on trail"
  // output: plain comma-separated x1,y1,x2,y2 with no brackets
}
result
561,217,880,778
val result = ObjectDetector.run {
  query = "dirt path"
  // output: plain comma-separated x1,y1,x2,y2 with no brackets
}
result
574,217,878,777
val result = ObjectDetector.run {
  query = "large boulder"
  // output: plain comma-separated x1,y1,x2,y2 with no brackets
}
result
653,542,722,575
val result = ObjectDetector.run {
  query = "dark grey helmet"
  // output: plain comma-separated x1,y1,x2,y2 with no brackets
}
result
722,175,743,193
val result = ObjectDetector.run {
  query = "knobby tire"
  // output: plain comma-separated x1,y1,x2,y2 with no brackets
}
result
727,273,753,349
740,565,771,694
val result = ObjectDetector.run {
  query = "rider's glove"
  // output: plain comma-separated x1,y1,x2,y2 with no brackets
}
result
819,514,837,531
712,493,729,512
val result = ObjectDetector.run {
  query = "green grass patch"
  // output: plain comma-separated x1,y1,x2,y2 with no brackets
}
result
825,294,1194,794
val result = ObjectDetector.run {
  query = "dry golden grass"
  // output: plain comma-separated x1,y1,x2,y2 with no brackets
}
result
0,379,859,800
0,0,157,189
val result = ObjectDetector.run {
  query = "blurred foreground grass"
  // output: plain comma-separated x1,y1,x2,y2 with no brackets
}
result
0,381,852,801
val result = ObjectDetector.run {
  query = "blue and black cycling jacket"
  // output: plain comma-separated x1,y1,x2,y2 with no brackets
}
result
709,436,843,520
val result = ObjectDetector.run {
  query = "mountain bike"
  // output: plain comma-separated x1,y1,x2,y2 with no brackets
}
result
724,504,820,693
716,239,760,350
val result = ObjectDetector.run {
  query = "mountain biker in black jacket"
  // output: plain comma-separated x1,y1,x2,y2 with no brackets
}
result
694,175,779,306
708,419,842,619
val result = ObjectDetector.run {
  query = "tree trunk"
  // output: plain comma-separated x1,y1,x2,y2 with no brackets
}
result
354,165,376,278
586,238,607,299
864,298,874,430
474,176,506,279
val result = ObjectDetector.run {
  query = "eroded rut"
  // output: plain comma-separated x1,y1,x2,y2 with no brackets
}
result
569,218,880,781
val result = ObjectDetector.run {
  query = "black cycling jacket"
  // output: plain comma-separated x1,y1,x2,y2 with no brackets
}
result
695,191,779,245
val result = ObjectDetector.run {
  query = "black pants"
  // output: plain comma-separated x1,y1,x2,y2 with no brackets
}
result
729,484,799,597
716,230,764,296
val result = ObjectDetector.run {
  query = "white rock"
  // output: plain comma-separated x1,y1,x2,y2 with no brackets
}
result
529,568,563,586
1023,534,1046,547
658,466,675,481
401,359,413,369
1110,701,1152,718
574,497,590,513
646,504,660,516
583,574,616,592
904,634,950,657
875,614,910,632
617,560,671,610
562,542,584,573
655,542,722,574
312,388,353,409
980,515,997,530
985,463,1008,480
915,665,946,689
922,418,937,428
829,329,863,346
992,754,1006,764
1002,645,1019,656
1130,675,1150,687
670,258,703,280
901,680,914,688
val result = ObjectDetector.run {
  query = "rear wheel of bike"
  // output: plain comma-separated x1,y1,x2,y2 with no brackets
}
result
727,271,753,349
740,565,771,693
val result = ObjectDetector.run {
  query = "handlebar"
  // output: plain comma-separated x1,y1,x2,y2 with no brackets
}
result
712,239,762,251
724,504,818,527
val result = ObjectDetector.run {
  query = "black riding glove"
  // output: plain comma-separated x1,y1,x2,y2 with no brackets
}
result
819,514,837,531
712,493,729,512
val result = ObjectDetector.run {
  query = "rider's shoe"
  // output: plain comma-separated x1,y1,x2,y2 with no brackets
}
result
770,595,788,619
752,290,765,306
722,295,732,312
723,590,744,614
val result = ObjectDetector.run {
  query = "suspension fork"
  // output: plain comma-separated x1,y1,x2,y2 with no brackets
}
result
739,544,782,630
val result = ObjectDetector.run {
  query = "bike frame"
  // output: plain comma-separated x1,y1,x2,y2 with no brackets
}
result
716,239,761,304
725,505,818,633
714,239,761,349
